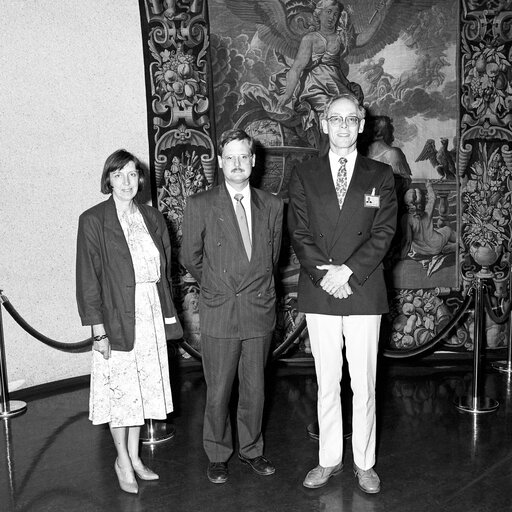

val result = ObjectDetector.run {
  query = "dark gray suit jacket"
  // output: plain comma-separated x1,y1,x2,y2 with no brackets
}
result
288,153,397,316
181,183,283,339
76,196,182,351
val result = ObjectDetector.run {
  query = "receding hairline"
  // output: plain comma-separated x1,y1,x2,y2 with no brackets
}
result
323,94,366,120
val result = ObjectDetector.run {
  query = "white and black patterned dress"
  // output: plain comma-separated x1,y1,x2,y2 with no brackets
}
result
89,208,173,427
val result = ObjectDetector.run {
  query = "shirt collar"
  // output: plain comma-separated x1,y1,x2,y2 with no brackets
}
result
329,149,357,171
225,182,251,201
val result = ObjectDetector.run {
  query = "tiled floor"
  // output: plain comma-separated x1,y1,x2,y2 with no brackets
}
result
2,357,512,511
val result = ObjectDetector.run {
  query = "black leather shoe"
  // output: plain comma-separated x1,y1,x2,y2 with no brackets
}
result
207,462,228,484
238,454,275,476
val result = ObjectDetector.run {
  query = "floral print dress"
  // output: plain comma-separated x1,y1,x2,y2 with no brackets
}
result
89,208,173,427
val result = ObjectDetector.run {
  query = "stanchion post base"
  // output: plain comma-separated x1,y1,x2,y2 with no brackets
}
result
491,361,512,374
0,400,27,418
454,396,499,414
141,420,176,444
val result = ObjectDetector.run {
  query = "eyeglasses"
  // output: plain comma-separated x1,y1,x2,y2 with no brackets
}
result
222,154,252,163
327,116,360,127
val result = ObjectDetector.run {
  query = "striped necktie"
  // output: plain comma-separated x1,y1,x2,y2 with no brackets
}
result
335,157,348,209
234,193,252,260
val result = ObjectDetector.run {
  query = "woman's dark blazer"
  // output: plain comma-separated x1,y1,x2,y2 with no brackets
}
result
76,196,182,351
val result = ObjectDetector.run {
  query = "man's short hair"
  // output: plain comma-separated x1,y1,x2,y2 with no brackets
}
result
218,128,255,156
322,93,366,121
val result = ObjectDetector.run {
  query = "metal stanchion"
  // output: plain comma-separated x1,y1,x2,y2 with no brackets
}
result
140,419,176,444
455,274,499,413
492,310,512,374
0,295,27,418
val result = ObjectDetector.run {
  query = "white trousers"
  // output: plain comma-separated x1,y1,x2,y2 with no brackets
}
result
306,313,381,470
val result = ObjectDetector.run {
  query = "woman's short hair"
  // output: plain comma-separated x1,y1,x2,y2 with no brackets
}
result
218,128,255,156
100,149,146,195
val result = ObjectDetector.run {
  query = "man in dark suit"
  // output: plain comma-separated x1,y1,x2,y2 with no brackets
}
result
181,128,283,484
288,93,397,493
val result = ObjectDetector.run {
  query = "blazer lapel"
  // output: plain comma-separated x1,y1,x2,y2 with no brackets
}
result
213,184,243,252
317,157,341,234
103,196,132,264
248,188,265,262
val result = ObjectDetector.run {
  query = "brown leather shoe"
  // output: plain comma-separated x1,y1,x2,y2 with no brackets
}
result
238,454,275,475
207,462,228,484
303,462,343,488
353,465,380,494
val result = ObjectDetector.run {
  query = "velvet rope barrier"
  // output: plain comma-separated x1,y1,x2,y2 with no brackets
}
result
178,316,308,362
0,292,92,353
382,289,474,359
484,291,512,325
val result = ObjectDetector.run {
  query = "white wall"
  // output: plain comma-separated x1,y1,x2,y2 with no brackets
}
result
0,1,150,390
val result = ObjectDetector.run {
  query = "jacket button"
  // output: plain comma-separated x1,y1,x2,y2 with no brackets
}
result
319,233,324,237
358,232,362,236
217,242,221,246
328,258,333,262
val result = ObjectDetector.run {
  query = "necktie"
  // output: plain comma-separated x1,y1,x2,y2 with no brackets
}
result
335,157,348,209
234,193,252,260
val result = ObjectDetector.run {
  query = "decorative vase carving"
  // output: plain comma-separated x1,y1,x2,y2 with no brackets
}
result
469,243,501,276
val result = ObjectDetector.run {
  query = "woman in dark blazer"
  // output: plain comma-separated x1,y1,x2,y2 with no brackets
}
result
76,149,182,494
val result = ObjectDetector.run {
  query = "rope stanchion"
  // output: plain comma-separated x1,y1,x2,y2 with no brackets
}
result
0,294,27,418
1,292,92,353
140,418,176,444
455,274,499,414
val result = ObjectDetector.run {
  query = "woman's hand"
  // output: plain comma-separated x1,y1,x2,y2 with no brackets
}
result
93,337,111,360
92,325,110,360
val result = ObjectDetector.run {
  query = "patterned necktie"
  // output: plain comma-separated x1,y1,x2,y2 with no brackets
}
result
335,157,348,209
234,193,252,260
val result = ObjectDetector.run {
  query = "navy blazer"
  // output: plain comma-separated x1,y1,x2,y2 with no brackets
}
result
288,153,397,315
76,196,182,351
181,183,283,339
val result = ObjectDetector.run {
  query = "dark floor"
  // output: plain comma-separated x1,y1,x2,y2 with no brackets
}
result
2,357,512,512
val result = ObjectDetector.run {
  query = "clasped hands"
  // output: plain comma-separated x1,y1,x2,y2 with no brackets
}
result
316,264,353,300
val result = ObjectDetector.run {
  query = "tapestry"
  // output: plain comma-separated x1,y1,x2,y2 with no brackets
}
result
138,0,512,358
138,0,216,356
208,0,462,355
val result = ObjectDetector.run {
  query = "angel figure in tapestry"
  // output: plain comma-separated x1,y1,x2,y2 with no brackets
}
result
226,0,437,148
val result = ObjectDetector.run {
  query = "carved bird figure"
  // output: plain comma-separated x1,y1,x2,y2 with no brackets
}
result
415,138,456,180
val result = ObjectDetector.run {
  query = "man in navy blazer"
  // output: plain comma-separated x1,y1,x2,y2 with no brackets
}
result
288,93,397,493
181,128,283,484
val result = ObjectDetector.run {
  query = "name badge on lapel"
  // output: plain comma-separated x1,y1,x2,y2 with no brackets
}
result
364,188,380,208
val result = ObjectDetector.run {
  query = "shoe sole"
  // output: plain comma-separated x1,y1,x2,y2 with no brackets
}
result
208,476,228,484
238,456,276,476
357,482,381,494
303,466,343,489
